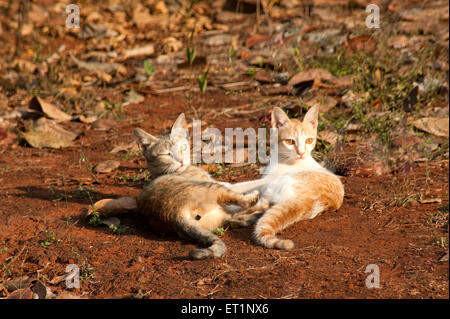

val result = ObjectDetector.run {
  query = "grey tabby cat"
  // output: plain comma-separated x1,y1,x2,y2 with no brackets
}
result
89,114,266,259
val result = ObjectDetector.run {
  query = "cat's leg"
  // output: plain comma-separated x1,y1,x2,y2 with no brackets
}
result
87,197,138,217
226,211,264,228
225,198,269,228
217,188,260,208
253,200,319,250
175,215,227,260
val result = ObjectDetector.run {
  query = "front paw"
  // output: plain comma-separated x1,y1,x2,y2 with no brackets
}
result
245,190,260,204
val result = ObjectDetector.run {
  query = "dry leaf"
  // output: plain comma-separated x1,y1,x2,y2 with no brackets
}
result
203,34,236,47
412,117,449,137
110,141,139,154
121,44,155,60
6,287,34,299
306,95,337,112
20,117,78,149
71,54,126,75
4,275,32,292
288,68,334,88
79,114,98,124
29,97,72,123
418,198,442,204
318,130,339,145
93,160,121,174
245,34,270,48
55,292,84,299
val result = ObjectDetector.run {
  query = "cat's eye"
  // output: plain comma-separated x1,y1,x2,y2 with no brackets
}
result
305,138,314,144
284,139,295,146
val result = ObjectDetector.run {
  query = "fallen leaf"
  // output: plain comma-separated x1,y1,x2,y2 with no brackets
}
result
391,134,423,149
253,70,273,83
71,54,126,75
123,90,145,106
20,117,78,149
20,130,73,149
48,273,69,285
121,44,155,60
79,114,98,124
306,95,337,112
54,292,84,299
288,68,333,88
330,75,353,88
318,130,339,145
29,97,72,123
77,23,118,40
13,59,37,73
418,198,442,204
91,118,116,131
4,275,32,292
204,34,236,47
344,35,376,54
387,35,409,49
93,160,121,173
439,253,449,262
412,117,449,137
245,34,270,48
110,142,139,154
6,287,34,299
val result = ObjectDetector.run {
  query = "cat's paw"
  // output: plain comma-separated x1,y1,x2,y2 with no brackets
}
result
189,248,213,260
256,198,270,211
244,190,260,204
87,197,138,217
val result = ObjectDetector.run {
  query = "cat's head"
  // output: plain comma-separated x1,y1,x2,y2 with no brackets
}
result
134,113,190,177
271,105,319,164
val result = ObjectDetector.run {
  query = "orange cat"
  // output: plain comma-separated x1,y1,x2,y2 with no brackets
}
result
229,106,345,249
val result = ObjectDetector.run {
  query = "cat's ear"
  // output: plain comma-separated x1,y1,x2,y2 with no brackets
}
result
170,113,189,140
271,107,290,129
134,128,159,149
303,105,319,130
172,113,187,131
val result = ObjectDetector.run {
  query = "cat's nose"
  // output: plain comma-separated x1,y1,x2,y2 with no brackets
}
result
297,152,304,158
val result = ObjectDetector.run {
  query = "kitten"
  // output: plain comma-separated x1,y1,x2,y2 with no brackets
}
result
228,106,344,250
89,114,265,259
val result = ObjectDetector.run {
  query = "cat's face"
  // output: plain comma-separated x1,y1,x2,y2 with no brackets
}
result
134,113,190,177
271,105,319,164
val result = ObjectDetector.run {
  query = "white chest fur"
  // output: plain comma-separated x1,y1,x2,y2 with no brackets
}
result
260,156,328,204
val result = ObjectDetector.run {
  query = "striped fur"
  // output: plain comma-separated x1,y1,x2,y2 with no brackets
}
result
90,114,264,260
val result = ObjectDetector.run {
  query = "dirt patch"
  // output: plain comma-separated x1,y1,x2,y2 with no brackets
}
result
1,92,448,298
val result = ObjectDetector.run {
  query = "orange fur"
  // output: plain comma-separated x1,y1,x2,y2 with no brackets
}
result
250,106,345,249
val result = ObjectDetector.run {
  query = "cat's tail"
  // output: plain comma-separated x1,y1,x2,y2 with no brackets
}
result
175,217,226,260
87,197,138,217
253,200,315,250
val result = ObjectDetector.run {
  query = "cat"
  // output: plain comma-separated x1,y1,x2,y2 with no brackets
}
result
88,113,266,259
227,105,344,250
